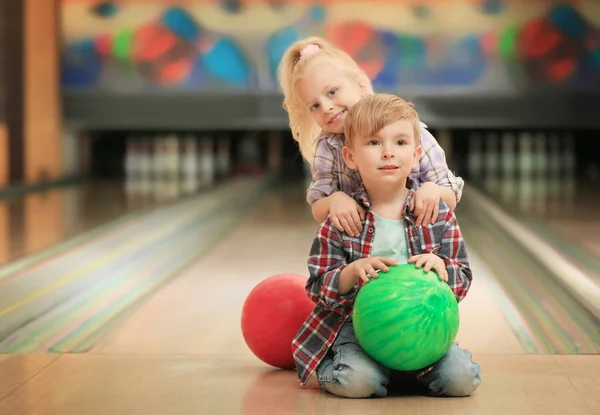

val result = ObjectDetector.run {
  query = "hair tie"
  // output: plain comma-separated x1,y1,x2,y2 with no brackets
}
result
300,44,320,59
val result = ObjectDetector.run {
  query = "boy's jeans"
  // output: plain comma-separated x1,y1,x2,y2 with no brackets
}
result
316,318,482,399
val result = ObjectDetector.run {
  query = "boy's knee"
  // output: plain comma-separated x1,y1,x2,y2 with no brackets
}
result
428,365,481,397
420,343,482,397
328,367,389,398
318,342,391,399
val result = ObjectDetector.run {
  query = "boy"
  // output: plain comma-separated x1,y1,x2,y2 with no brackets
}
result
292,93,481,398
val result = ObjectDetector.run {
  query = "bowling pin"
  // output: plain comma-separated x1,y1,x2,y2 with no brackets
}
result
533,133,548,216
483,132,500,194
547,133,562,215
518,132,535,180
499,132,517,203
467,132,482,182
501,132,516,179
163,134,180,180
533,133,548,178
124,135,143,204
518,132,535,213
124,135,141,181
181,135,200,195
198,135,215,188
138,138,153,198
153,135,167,180
216,135,231,179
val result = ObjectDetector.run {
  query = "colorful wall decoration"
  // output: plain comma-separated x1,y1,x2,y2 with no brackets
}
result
61,1,600,93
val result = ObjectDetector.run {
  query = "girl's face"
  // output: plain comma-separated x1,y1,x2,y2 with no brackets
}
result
295,62,369,134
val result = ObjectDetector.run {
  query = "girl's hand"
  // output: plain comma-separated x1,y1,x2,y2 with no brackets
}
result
329,192,366,237
410,182,442,227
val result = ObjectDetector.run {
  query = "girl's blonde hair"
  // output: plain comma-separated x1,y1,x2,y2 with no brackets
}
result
277,36,372,163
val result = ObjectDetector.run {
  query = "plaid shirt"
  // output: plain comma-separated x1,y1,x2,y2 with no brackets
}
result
306,122,464,205
292,181,472,386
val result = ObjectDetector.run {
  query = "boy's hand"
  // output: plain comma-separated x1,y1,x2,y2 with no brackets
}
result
410,182,442,227
408,254,448,282
349,257,397,284
329,192,366,237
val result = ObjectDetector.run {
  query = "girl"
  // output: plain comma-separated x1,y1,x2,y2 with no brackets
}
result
278,36,464,235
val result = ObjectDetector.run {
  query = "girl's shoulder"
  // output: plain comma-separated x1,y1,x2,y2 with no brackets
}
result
315,132,345,150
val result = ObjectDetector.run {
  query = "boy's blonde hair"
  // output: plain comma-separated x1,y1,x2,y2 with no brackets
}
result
277,36,372,163
344,93,421,149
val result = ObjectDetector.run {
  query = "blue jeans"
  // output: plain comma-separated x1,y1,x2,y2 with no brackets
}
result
316,319,482,399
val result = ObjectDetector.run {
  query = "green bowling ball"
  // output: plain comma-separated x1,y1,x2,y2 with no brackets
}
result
353,264,460,371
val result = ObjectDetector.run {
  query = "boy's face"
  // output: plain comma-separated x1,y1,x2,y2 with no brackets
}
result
342,120,422,188
296,62,369,134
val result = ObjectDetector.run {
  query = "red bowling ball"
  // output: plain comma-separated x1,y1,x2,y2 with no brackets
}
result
241,273,314,369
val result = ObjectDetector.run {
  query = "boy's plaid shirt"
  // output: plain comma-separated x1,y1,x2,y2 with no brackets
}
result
292,181,472,385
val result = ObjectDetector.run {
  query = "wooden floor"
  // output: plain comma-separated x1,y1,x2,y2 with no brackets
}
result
1,184,600,414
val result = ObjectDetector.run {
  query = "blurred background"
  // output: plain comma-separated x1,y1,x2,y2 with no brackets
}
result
0,0,600,359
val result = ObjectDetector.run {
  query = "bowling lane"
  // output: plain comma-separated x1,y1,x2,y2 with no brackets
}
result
90,181,524,356
0,180,161,267
460,130,600,269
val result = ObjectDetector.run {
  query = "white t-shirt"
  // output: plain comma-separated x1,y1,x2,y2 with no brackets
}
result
370,213,410,264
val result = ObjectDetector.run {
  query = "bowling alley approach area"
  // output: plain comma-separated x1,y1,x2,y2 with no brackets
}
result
3,1,600,414
2,128,600,413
